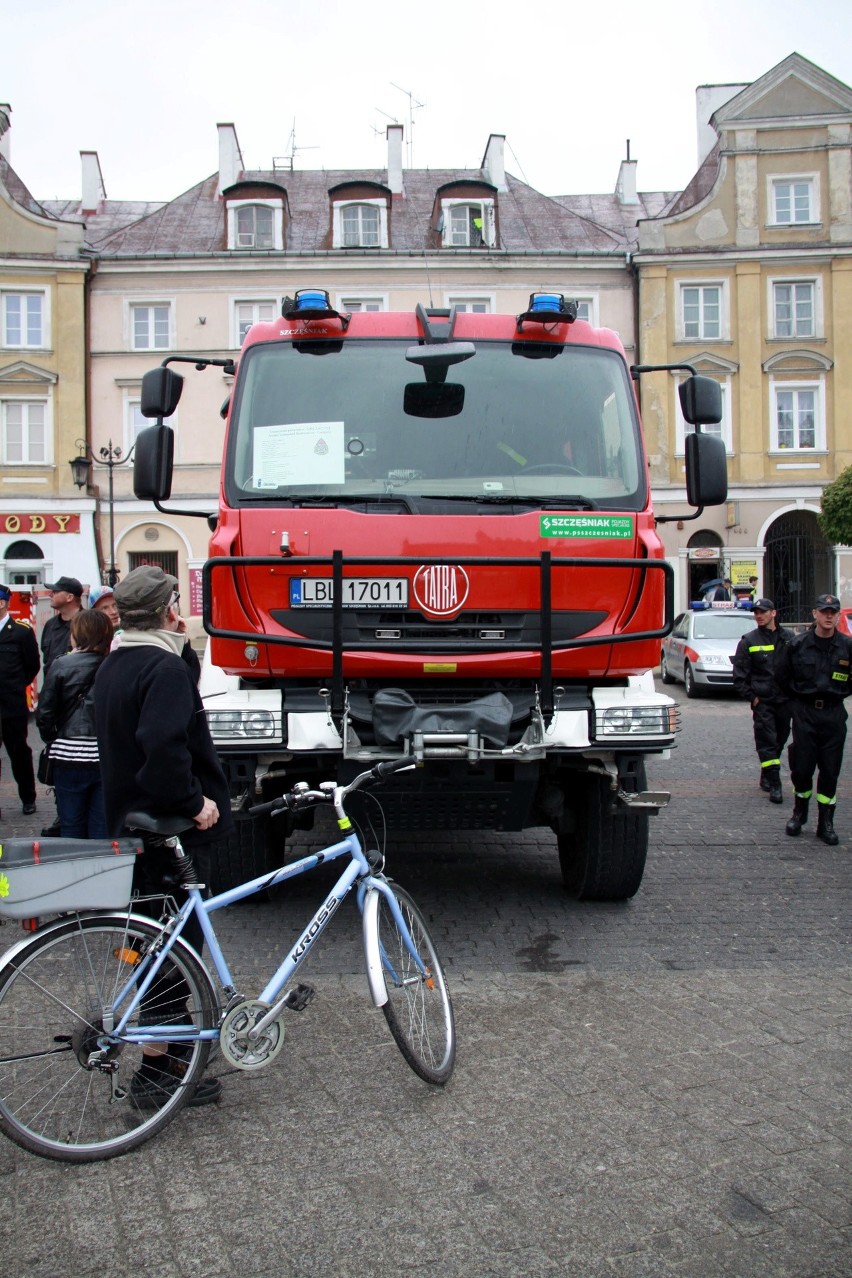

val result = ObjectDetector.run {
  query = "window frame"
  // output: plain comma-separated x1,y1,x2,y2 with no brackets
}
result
332,199,388,250
230,297,279,348
768,174,819,227
439,198,496,249
674,375,733,456
769,276,819,340
226,199,284,251
335,295,388,313
1,393,52,466
444,295,496,314
127,299,174,352
769,379,825,453
678,280,726,342
1,289,49,350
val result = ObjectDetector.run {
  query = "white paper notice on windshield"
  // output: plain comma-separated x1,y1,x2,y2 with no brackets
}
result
253,422,345,488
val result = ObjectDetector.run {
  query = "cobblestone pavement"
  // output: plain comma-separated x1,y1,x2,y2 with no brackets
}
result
0,688,849,1277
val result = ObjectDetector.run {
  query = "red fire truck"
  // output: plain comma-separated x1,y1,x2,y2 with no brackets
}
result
135,291,726,899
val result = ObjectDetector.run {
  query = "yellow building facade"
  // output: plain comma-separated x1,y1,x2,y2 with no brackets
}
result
0,108,97,594
635,55,852,619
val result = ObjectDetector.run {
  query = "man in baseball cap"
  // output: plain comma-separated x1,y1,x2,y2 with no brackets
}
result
774,590,852,844
45,576,84,597
732,597,791,803
41,577,84,677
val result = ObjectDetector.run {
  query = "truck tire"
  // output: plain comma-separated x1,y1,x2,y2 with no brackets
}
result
209,813,278,895
557,767,649,901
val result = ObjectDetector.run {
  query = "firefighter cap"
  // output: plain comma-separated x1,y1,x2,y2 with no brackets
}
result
752,598,775,612
814,593,841,611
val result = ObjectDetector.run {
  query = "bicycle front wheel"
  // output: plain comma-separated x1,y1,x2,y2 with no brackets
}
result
375,885,455,1085
0,913,217,1162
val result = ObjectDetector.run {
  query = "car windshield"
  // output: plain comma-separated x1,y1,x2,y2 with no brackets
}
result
226,338,645,511
692,613,755,640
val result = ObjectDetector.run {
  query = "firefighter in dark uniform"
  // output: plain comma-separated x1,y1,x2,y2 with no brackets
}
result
0,583,41,817
774,593,852,846
732,597,791,804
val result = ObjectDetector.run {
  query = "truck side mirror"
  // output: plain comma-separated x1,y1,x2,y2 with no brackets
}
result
678,374,721,425
133,424,174,502
685,430,727,507
141,366,184,419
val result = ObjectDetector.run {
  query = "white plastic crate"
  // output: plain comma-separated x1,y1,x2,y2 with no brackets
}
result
0,837,141,919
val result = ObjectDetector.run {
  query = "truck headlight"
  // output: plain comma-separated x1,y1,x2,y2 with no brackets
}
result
595,705,680,737
206,709,276,739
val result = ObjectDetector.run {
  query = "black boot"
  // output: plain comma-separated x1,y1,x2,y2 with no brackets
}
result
786,795,809,837
816,804,839,847
759,769,770,792
767,765,783,805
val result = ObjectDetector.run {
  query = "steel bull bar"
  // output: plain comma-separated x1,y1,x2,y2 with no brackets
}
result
202,553,675,719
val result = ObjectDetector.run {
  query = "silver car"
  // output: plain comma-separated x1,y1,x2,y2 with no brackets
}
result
660,608,755,697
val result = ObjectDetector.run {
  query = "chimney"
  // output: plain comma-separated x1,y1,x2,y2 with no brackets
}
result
616,142,638,205
218,122,244,195
80,150,106,213
387,124,404,194
695,83,747,165
482,133,507,192
0,104,11,162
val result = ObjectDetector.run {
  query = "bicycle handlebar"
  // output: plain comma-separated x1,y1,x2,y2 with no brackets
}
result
248,757,417,819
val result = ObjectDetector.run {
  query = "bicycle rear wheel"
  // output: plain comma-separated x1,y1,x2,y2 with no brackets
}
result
0,913,217,1162
375,885,455,1085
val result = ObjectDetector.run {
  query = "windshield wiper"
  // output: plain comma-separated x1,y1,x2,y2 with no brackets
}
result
428,494,600,510
244,493,416,512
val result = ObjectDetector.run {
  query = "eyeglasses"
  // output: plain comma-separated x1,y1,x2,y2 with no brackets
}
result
170,592,180,608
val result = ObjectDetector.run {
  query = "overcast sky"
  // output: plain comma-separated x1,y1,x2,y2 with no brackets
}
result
3,0,852,205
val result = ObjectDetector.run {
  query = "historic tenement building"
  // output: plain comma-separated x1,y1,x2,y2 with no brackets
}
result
634,54,852,618
45,126,656,608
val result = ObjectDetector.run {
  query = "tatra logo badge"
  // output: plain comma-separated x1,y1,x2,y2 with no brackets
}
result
413,564,470,617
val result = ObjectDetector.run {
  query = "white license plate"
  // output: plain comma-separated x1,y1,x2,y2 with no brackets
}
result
289,577,408,608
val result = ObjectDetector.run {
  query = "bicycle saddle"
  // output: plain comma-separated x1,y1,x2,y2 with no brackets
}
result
125,811,196,836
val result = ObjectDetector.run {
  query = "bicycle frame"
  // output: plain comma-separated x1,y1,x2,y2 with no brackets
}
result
110,827,427,1050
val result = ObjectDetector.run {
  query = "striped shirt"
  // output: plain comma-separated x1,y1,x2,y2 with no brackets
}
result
48,736,100,766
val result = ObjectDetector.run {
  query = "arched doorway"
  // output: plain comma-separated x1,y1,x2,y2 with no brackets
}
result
764,511,834,624
687,530,724,602
3,539,44,586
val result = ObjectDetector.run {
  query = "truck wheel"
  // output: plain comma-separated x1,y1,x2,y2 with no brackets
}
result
209,813,279,895
557,768,649,901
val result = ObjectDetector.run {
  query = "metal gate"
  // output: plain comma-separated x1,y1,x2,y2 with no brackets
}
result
764,511,834,623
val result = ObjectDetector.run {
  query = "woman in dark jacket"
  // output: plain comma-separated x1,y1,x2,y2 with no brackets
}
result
36,609,113,837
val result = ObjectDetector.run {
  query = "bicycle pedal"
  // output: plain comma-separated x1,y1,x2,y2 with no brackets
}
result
282,983,315,1012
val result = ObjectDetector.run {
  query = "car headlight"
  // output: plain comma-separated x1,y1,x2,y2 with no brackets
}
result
595,705,681,737
206,709,276,739
698,654,729,666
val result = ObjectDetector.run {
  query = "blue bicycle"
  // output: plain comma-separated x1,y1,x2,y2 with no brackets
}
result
0,759,455,1161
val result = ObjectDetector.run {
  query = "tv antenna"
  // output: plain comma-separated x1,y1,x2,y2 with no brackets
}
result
375,83,424,168
272,120,319,173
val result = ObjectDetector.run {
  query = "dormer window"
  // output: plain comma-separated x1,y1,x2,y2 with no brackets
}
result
332,198,388,249
439,197,496,249
236,204,274,248
224,187,287,251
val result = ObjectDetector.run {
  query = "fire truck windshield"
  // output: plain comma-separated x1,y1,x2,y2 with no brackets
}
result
226,338,646,511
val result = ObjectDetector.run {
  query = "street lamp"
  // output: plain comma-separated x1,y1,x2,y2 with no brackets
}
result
70,439,134,587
